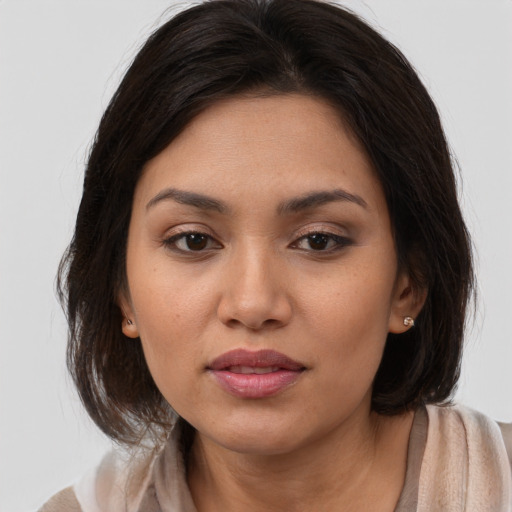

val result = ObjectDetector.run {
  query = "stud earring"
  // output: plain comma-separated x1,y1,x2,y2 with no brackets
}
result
403,316,415,327
126,319,133,326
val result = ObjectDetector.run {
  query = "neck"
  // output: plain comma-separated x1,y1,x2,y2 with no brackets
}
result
187,409,414,512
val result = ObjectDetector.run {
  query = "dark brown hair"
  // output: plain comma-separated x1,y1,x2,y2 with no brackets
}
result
59,0,474,445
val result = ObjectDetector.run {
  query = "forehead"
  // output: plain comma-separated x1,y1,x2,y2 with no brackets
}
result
135,94,384,214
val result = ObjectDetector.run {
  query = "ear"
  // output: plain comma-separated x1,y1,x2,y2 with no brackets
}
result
118,292,140,339
388,271,427,334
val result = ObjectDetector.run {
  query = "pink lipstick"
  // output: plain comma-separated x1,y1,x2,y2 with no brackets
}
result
207,349,305,398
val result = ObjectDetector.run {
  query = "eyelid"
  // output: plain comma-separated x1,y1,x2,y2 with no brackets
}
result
292,223,350,240
166,223,202,233
290,224,353,252
162,223,218,239
159,223,352,253
161,225,223,253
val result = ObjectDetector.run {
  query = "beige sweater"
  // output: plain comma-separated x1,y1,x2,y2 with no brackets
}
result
39,405,512,512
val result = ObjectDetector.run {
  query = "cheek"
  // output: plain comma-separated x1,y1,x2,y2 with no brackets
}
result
300,260,395,336
300,263,395,385
129,251,214,337
134,291,196,349
136,306,203,415
127,260,219,404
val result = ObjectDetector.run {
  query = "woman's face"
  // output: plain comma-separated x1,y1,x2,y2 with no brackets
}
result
122,94,417,455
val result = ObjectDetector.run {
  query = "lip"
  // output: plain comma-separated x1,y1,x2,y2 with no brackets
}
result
208,349,304,371
207,349,306,399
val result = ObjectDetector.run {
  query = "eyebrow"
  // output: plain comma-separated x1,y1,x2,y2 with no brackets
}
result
146,187,367,214
146,188,227,213
277,189,367,214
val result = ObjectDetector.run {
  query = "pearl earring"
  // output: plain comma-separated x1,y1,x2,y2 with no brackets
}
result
403,316,415,327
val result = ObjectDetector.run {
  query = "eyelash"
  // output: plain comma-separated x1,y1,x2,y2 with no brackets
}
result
163,231,222,253
162,229,352,255
291,232,352,253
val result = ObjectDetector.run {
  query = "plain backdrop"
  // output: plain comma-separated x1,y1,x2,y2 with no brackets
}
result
1,1,511,510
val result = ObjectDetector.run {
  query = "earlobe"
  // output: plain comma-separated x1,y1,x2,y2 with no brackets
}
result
118,293,140,339
121,317,140,338
388,273,427,334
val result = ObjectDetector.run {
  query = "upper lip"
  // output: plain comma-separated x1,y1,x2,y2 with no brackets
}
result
208,349,305,371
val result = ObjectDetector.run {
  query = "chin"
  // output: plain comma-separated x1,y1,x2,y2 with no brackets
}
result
192,410,322,457
216,430,303,456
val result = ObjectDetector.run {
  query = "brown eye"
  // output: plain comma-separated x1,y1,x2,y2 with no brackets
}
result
183,233,208,251
307,234,330,250
293,232,352,252
164,232,220,253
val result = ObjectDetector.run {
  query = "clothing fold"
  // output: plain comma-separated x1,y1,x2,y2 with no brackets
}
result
417,405,512,511
40,405,512,512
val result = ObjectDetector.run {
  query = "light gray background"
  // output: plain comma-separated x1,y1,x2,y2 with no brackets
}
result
1,1,511,510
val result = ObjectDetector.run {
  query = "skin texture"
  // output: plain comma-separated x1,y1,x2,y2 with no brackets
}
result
121,94,425,511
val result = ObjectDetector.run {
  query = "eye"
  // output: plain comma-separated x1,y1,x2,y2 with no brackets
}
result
163,231,220,252
293,232,351,252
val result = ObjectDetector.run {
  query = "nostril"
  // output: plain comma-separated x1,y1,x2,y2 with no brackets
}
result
224,317,284,331
261,318,283,328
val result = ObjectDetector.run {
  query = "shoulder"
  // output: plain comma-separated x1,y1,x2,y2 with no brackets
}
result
425,403,512,461
38,445,160,512
426,403,512,456
37,421,192,512
38,486,82,512
498,420,512,470
419,404,512,510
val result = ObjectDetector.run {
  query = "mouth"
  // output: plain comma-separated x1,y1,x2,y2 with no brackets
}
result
207,349,306,399
225,365,281,374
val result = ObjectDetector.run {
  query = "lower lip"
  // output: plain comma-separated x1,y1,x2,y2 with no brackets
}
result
209,369,303,398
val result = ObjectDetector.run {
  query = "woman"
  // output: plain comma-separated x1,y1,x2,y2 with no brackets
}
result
40,0,512,510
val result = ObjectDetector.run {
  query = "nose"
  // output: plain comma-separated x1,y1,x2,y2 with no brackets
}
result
216,245,293,331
